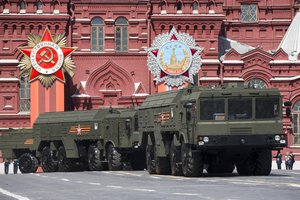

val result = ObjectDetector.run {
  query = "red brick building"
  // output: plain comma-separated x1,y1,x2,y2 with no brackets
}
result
1,0,300,159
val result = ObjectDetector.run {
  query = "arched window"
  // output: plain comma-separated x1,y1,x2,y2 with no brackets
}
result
292,100,300,145
20,76,30,113
91,17,104,52
20,0,26,10
177,1,182,13
37,0,43,10
192,1,198,12
115,17,128,52
248,78,267,89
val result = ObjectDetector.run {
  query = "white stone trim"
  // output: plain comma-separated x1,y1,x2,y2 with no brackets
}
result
76,18,91,22
53,9,60,14
202,59,221,64
104,19,115,22
71,94,91,98
270,75,300,81
223,77,244,81
224,19,291,23
270,60,300,64
222,60,244,64
3,9,9,14
99,89,121,92
0,113,29,116
132,93,149,97
128,19,146,22
0,78,19,82
0,59,19,64
160,10,167,14
0,13,69,16
153,14,225,17
199,77,221,81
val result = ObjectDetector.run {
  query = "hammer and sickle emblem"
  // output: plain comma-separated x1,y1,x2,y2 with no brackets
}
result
38,47,55,64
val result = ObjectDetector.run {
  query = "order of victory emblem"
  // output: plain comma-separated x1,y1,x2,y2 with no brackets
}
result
18,28,76,88
147,27,203,87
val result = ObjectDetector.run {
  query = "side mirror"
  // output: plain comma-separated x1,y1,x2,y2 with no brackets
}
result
183,100,196,108
284,101,292,117
125,119,131,130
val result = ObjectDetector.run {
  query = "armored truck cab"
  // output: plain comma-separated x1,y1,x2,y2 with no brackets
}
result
138,83,287,176
0,108,144,173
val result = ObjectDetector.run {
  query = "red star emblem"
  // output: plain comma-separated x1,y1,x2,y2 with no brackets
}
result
18,28,76,83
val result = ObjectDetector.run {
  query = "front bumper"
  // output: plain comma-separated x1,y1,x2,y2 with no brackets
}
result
195,134,287,149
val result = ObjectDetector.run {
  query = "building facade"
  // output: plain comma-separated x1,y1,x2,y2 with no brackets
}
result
1,0,300,158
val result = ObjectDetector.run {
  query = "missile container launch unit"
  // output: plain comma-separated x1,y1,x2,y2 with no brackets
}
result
138,83,288,176
0,108,145,173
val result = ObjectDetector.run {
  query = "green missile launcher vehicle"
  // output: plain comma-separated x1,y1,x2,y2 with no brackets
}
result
138,83,288,176
0,107,145,173
0,83,289,176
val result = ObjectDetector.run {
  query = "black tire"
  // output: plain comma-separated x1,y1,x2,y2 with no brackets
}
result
236,150,272,176
181,143,203,177
57,146,75,172
170,143,183,176
107,144,122,171
155,156,171,175
41,146,58,172
19,153,38,174
146,145,156,174
131,151,146,170
88,145,103,171
236,159,254,176
254,150,272,175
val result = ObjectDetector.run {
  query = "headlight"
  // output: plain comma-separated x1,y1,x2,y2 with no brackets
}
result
203,136,209,143
274,135,280,141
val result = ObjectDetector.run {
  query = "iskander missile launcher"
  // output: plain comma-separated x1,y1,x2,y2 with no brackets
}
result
0,83,288,176
0,108,144,173
138,83,288,176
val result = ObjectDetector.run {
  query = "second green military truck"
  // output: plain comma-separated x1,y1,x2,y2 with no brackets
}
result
138,83,288,176
0,108,144,173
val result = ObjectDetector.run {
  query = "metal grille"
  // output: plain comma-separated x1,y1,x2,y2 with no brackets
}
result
230,127,252,135
241,4,257,22
20,98,30,112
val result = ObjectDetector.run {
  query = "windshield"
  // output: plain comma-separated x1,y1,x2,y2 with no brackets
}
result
255,97,279,119
199,97,280,121
228,98,252,120
200,99,225,120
